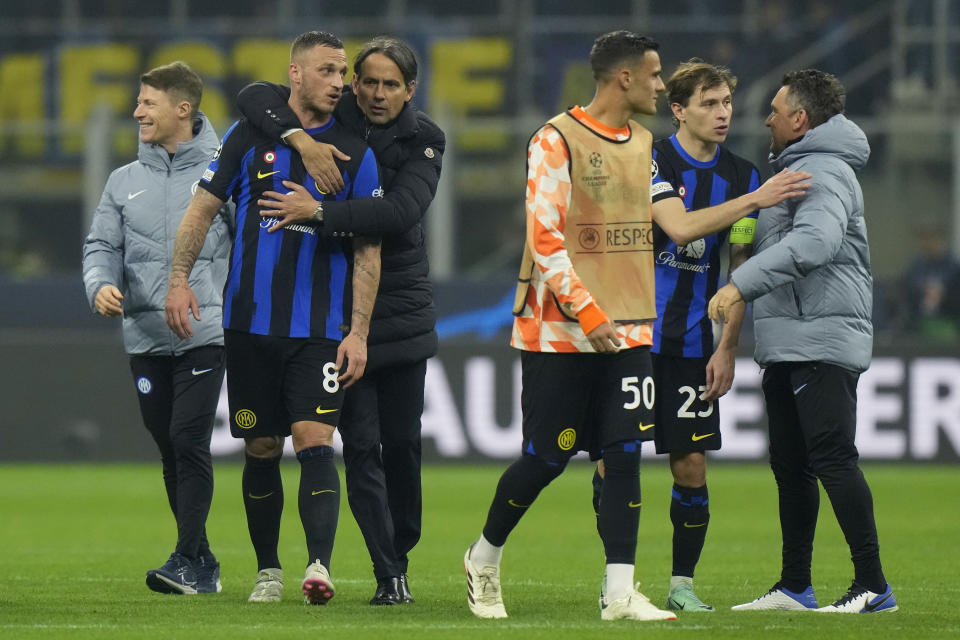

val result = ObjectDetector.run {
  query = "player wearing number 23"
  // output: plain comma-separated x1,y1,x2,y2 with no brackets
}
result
464,32,811,622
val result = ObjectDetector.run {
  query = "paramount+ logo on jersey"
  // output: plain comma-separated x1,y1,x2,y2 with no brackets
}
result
576,221,654,253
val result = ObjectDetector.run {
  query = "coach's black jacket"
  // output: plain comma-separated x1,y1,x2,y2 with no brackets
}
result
237,83,445,371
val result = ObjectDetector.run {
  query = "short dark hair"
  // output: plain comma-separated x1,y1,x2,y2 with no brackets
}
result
354,36,418,86
290,31,344,62
140,61,203,118
667,58,737,129
781,69,845,128
589,30,659,82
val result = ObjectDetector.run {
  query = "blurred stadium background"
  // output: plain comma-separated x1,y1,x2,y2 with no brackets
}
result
0,0,958,463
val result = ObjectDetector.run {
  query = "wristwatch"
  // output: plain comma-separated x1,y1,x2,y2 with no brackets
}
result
312,201,324,223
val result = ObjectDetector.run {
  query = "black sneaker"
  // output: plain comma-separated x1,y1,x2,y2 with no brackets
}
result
196,553,222,594
369,577,403,605
399,573,415,603
146,552,199,595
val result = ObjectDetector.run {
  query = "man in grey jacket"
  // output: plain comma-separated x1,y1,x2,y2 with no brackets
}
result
82,61,232,595
708,70,897,614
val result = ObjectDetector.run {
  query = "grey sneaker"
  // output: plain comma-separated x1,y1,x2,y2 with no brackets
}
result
732,582,817,611
601,587,677,621
302,561,335,605
248,568,283,603
464,546,507,619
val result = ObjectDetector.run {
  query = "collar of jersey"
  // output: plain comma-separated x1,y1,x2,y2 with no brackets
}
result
569,106,631,141
303,117,336,136
668,133,720,169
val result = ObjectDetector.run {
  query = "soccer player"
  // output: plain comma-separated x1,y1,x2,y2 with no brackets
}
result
234,36,444,605
710,70,898,614
165,31,382,606
463,30,810,622
628,59,762,612
82,61,230,595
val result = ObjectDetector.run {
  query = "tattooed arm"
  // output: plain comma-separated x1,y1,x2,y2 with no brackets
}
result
336,236,381,388
165,189,226,339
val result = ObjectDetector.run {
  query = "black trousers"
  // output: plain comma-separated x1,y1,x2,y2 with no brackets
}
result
762,361,883,589
129,346,225,559
340,359,426,580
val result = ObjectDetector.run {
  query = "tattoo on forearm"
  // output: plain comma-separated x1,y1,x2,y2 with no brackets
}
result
169,190,224,285
350,237,381,336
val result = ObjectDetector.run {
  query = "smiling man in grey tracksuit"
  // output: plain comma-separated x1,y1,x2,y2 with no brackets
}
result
82,61,232,595
708,69,897,615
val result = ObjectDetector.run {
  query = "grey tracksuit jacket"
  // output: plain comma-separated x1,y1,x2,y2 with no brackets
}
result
82,113,233,355
730,114,873,372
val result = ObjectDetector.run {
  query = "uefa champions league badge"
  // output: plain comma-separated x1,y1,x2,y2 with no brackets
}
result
137,377,152,394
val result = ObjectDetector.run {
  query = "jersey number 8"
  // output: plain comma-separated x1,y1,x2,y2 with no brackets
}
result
322,362,340,393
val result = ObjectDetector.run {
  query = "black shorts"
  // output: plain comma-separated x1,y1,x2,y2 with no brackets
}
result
652,353,721,454
521,347,655,463
224,329,345,439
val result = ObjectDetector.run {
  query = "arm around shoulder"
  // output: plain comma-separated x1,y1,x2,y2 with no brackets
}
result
324,122,444,237
653,168,811,246
235,81,297,141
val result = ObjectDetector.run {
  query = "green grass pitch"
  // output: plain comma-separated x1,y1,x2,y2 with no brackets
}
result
1,461,958,638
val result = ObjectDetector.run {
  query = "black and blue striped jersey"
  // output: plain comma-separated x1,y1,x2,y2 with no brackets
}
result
650,134,760,358
199,117,380,340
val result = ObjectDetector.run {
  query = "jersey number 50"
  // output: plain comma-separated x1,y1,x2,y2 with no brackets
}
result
622,376,654,410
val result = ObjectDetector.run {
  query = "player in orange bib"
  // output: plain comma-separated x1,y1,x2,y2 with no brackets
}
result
462,31,811,622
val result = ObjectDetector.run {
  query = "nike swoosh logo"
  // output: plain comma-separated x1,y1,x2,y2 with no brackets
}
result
311,489,335,495
628,501,642,508
127,189,147,200
316,407,338,415
508,499,530,508
258,170,280,179
691,432,715,442
864,590,894,612
248,492,274,500
638,423,655,431
793,383,809,395
683,521,707,528
191,367,214,376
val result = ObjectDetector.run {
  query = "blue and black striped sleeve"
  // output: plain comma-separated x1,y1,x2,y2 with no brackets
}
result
199,120,244,202
349,147,382,202
650,147,677,204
